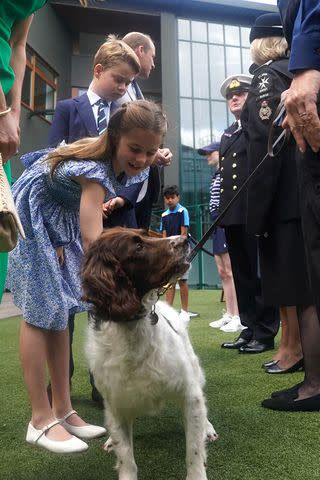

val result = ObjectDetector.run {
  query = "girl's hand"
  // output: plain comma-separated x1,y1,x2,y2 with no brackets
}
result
56,246,65,266
102,197,126,217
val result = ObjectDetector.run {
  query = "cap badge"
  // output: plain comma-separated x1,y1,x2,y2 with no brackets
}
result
229,79,241,89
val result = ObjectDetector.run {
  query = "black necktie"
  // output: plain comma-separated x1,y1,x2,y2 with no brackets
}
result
132,80,143,100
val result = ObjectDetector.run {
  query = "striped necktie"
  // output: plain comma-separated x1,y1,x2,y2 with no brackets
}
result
97,99,108,135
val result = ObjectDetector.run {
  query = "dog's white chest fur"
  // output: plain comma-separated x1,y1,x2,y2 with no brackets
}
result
87,300,203,416
86,296,217,480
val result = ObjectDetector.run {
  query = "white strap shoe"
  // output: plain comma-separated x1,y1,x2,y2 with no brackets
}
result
26,419,88,453
209,312,232,329
58,410,106,439
220,315,244,333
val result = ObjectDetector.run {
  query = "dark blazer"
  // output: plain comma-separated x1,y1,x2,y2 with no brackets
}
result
48,93,99,146
241,59,299,235
47,93,141,226
218,123,248,226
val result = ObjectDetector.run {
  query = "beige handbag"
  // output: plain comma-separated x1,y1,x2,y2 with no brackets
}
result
0,153,25,252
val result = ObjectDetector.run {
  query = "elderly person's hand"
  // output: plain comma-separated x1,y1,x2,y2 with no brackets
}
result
154,147,172,166
281,70,320,153
0,111,20,163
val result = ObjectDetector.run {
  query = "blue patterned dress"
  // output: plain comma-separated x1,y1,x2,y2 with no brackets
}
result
7,149,148,330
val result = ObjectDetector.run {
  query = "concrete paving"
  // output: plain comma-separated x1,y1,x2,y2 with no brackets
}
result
0,292,21,319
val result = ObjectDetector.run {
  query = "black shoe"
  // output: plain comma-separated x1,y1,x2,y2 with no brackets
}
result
239,339,274,354
92,386,104,406
265,358,304,374
221,336,248,349
262,359,278,369
262,393,320,411
271,382,304,398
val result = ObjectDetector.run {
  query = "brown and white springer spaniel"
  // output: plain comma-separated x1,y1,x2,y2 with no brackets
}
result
82,228,218,480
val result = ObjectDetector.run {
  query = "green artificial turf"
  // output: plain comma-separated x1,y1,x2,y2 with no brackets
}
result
0,290,319,480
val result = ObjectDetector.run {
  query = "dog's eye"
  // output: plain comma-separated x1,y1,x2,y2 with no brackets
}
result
136,243,144,252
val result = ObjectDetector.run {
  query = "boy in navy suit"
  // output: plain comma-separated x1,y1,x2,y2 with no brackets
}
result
48,35,140,146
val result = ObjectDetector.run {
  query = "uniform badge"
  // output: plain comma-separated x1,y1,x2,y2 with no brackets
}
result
259,101,272,120
257,73,270,94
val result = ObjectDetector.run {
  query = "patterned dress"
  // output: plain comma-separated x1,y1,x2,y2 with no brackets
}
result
7,149,148,330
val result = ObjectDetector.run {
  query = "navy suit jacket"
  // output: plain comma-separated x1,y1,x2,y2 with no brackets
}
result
47,93,141,227
48,93,105,146
278,0,320,71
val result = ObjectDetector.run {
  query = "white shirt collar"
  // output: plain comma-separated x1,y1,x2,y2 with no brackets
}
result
87,87,111,107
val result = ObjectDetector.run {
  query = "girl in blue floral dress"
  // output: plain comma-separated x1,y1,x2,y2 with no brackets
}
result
7,100,168,453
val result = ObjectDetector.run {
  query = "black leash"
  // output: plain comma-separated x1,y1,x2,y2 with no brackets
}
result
188,233,215,258
187,102,290,263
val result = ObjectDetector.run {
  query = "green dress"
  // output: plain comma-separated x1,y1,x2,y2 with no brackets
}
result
0,0,47,303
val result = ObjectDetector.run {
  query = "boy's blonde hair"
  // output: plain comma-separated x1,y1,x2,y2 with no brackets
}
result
93,35,140,75
250,37,288,66
47,100,167,174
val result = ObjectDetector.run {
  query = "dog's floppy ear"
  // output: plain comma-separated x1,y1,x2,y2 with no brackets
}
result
81,240,141,322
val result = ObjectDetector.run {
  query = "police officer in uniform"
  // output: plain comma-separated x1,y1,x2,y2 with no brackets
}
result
219,74,280,353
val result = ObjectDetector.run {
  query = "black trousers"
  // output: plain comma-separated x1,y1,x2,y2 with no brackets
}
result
225,225,279,342
298,150,320,318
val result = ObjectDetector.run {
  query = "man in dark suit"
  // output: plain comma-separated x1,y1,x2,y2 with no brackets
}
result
219,74,279,354
118,32,173,229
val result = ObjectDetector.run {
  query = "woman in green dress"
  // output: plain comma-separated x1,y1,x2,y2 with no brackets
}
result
0,1,47,302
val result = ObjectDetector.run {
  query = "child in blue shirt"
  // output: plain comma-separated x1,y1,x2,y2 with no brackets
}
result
160,185,190,321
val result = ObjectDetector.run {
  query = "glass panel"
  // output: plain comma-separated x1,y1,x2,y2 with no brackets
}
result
178,19,190,40
208,23,224,44
179,41,192,97
191,20,207,42
242,48,252,74
211,101,228,140
209,45,225,100
36,57,56,82
194,99,210,149
181,154,196,204
21,67,32,106
225,46,241,76
34,74,55,121
180,98,194,148
241,27,250,47
192,43,209,99
224,25,240,46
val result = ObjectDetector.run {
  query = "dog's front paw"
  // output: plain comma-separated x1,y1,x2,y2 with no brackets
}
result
103,436,114,452
206,420,219,442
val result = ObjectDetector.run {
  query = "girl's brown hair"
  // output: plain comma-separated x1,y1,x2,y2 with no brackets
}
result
47,100,168,174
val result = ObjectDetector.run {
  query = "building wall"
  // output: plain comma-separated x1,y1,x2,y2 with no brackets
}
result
13,3,73,179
